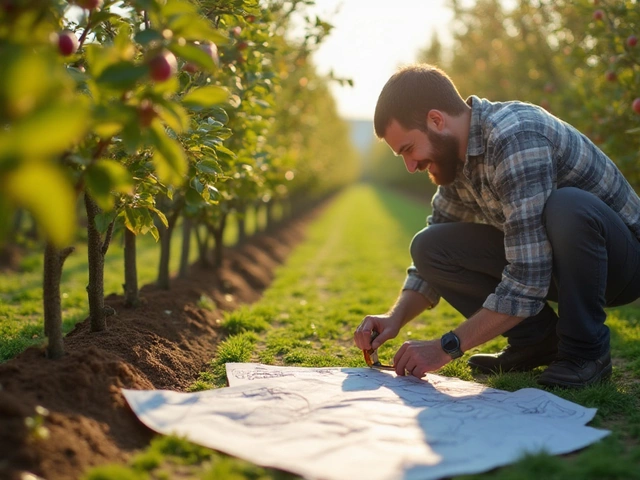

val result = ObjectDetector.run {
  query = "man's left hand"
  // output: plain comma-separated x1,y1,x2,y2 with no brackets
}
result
393,339,450,378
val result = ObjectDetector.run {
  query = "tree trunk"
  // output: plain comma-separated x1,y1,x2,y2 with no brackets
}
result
211,212,228,269
265,201,275,232
157,209,181,290
85,193,107,332
237,211,247,245
194,224,210,267
10,209,24,243
43,243,74,359
178,217,192,279
123,228,140,307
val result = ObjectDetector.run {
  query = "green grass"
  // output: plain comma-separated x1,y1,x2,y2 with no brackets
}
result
74,183,640,478
0,206,272,362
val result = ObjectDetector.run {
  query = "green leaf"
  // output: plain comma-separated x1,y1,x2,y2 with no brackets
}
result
195,159,220,174
209,107,229,124
206,185,220,202
85,160,133,211
135,29,164,45
182,86,229,109
215,144,236,160
96,62,148,90
5,100,89,158
168,42,216,71
120,121,144,154
156,99,190,134
150,207,168,228
190,176,204,194
95,210,117,234
185,187,203,206
123,208,140,232
149,124,187,185
2,163,76,246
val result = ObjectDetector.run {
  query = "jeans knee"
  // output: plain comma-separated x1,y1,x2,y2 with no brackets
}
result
543,188,598,246
410,226,444,274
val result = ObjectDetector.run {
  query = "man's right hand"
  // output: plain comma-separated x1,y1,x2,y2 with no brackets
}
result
353,314,402,352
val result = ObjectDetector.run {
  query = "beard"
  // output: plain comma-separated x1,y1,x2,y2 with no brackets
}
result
424,128,462,186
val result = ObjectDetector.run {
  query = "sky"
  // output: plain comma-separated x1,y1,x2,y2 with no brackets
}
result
304,1,455,120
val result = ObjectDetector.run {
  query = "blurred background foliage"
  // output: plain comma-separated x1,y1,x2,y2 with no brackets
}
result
367,0,640,198
0,0,360,249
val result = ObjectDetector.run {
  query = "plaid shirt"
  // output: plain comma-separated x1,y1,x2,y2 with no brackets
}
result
405,95,640,318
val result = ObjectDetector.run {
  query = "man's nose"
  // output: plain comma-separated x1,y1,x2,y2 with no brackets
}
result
403,156,418,173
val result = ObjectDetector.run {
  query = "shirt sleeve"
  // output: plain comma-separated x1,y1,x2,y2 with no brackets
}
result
402,264,440,309
483,131,554,318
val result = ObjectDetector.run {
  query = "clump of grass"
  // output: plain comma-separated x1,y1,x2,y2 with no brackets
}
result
437,359,475,382
482,370,539,392
193,332,258,389
196,294,216,312
221,307,269,335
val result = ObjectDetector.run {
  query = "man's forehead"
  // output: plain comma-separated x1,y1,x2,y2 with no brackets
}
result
384,119,412,156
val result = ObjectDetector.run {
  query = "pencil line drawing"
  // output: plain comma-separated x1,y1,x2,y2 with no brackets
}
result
123,363,609,480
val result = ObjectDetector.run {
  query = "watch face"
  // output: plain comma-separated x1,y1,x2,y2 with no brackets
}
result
442,333,459,352
441,332,462,358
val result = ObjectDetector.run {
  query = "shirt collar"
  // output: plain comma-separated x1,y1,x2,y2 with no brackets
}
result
465,95,486,158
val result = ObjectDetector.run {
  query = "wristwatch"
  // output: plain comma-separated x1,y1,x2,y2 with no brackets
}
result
440,331,463,359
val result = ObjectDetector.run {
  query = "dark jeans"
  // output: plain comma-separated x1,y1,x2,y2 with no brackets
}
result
410,187,640,360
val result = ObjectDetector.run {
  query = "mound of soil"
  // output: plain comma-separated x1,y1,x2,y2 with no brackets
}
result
0,211,317,480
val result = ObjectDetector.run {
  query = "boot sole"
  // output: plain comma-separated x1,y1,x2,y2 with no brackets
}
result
537,362,613,388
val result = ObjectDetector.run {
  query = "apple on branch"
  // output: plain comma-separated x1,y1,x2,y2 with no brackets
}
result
148,50,178,82
138,99,158,128
56,30,79,56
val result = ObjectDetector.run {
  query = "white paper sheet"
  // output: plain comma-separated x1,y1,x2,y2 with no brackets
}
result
123,363,609,480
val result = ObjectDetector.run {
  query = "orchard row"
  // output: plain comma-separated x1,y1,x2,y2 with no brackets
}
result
0,0,360,359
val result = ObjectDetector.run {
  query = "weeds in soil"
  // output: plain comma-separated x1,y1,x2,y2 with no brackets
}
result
79,184,640,479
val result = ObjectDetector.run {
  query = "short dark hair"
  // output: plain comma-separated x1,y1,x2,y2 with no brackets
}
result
374,64,468,138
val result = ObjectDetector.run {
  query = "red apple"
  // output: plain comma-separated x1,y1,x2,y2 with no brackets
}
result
605,70,617,82
633,98,640,114
593,9,604,21
230,26,242,37
182,62,198,73
236,40,248,51
200,42,219,67
75,0,103,10
138,99,157,127
627,35,638,48
148,50,177,82
57,30,78,56
245,15,256,23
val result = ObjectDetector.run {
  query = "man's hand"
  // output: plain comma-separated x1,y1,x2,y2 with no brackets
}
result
393,339,450,378
354,314,402,352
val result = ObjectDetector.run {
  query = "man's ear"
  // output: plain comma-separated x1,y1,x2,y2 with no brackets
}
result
426,110,445,132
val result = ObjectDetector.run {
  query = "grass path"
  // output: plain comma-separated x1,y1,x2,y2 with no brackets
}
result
87,183,640,479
